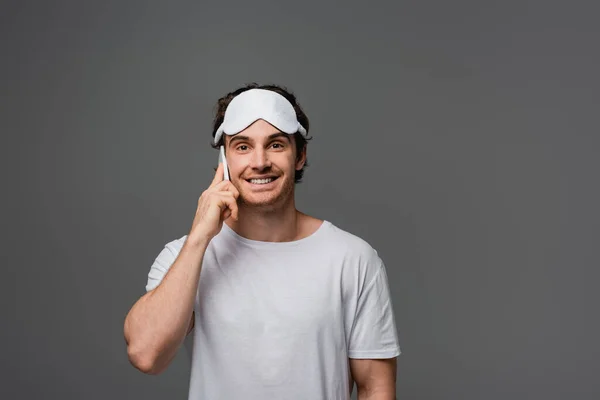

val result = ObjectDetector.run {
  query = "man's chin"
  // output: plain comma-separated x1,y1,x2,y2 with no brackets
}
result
238,192,286,209
240,196,279,208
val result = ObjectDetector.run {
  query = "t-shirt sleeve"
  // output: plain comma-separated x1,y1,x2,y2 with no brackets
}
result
347,256,401,359
145,236,186,292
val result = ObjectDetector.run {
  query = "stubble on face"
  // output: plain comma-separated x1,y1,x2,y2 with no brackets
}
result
237,170,295,211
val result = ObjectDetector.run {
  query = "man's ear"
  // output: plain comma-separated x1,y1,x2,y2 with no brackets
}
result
295,144,307,170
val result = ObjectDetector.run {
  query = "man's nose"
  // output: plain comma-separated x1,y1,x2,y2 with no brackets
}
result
249,148,271,170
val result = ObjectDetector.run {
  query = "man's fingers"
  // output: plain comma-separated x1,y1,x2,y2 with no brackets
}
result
222,208,232,220
210,163,224,187
221,194,239,221
213,180,240,199
210,191,239,221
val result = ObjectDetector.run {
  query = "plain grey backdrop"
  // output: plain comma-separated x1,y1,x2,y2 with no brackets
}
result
2,0,599,399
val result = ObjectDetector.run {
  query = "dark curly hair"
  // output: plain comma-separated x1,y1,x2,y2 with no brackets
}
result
210,83,313,183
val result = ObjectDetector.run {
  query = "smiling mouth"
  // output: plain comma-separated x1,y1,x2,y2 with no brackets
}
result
246,177,278,185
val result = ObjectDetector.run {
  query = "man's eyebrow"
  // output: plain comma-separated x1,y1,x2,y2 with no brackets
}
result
228,132,290,145
267,132,291,141
229,135,250,144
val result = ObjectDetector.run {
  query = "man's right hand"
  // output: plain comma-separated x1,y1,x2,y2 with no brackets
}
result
188,162,240,244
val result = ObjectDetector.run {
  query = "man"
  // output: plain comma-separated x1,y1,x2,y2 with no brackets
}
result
124,83,401,399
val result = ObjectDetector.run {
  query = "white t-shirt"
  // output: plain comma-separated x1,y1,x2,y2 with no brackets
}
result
145,220,401,400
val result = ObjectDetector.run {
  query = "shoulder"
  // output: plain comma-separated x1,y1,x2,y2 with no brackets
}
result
320,222,390,299
162,234,188,256
321,221,385,282
323,221,381,261
151,234,188,268
145,234,188,292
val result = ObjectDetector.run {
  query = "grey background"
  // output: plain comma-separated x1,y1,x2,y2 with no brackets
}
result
2,0,599,399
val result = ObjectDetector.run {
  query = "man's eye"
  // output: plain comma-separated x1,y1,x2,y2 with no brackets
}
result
237,145,248,151
272,143,284,149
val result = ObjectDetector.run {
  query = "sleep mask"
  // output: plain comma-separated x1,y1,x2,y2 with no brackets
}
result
213,88,308,145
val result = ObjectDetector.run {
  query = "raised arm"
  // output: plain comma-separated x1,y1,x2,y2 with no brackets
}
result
123,162,239,374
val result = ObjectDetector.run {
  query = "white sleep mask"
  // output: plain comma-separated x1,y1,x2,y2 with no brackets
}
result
213,88,308,145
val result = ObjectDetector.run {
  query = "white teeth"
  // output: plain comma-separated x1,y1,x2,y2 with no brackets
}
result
250,178,274,184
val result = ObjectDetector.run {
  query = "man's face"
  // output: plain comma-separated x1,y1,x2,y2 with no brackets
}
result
225,119,306,210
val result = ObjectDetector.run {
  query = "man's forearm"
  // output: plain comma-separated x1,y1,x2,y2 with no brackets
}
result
124,237,209,374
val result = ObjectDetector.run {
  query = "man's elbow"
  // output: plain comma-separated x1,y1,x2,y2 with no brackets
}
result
127,344,165,375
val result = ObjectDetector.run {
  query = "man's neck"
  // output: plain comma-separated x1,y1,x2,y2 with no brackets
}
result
225,199,302,243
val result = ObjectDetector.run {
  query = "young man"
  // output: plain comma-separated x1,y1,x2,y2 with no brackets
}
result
124,83,401,399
